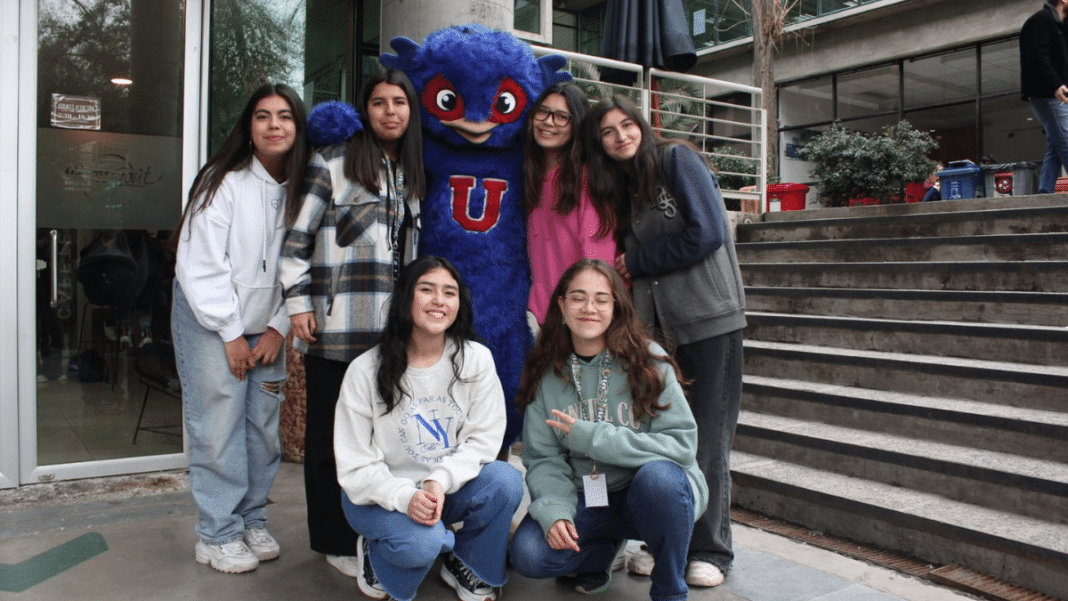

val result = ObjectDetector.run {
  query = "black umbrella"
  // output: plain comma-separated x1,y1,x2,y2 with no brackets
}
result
600,0,697,86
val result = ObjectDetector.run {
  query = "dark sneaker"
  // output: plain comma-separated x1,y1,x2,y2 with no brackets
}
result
356,535,389,600
440,552,496,601
570,570,612,594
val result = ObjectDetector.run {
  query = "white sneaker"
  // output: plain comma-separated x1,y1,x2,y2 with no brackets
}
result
685,560,725,587
625,543,654,576
243,527,280,561
195,539,259,573
325,554,359,578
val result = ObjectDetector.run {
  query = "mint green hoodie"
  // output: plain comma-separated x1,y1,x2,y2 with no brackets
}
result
522,343,709,536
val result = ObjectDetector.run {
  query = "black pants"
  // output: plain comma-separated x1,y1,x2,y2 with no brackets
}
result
678,329,744,573
303,354,359,556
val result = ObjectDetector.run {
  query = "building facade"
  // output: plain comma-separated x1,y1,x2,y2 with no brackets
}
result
0,0,1040,488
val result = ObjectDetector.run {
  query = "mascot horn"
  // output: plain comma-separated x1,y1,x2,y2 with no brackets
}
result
385,25,569,448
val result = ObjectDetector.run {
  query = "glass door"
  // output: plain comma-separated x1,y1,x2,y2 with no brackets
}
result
20,0,195,483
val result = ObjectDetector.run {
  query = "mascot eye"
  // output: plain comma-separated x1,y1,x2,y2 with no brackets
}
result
421,73,465,122
488,77,527,124
436,89,458,112
496,92,517,115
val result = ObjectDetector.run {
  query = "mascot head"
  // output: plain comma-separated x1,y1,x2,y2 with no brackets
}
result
381,24,570,149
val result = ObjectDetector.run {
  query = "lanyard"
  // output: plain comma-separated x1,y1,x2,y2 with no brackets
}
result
570,350,613,480
569,351,613,422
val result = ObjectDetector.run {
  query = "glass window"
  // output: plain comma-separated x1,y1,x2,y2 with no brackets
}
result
903,104,975,161
36,0,187,465
578,4,606,55
980,39,1019,98
838,64,900,121
904,48,976,109
553,10,578,52
515,0,543,36
780,75,834,127
209,0,307,154
983,95,1044,164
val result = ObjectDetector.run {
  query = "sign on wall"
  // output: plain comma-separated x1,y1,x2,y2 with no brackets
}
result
51,94,101,130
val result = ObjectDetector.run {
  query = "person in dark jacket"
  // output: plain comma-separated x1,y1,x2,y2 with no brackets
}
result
585,95,746,588
1021,0,1068,193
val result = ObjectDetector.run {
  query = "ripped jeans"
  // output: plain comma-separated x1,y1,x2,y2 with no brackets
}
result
172,281,286,544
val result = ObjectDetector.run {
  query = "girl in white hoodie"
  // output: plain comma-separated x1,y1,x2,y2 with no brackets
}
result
172,84,308,574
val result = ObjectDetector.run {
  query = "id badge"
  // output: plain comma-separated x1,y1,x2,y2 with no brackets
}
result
583,471,609,508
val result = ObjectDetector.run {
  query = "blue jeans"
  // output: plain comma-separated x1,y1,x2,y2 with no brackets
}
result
1030,97,1068,193
171,282,285,544
341,461,523,601
510,461,695,601
677,330,743,573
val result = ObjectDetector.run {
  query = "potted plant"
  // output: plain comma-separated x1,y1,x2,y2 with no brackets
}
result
801,121,936,207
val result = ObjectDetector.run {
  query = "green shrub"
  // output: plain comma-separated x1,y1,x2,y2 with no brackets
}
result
801,121,936,207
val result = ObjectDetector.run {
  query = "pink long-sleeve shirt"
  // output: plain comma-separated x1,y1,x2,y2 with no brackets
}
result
527,165,617,323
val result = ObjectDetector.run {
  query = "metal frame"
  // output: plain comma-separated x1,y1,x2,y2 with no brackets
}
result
0,0,21,489
531,46,767,213
9,0,193,488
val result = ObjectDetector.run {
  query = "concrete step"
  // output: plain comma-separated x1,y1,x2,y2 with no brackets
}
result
744,286,1068,326
758,194,1068,223
743,340,1068,412
740,260,1068,292
742,375,1068,463
729,450,1068,599
744,312,1068,366
734,410,1068,524
736,232,1068,264
738,204,1068,243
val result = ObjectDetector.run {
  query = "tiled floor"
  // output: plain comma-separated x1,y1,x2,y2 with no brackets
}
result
35,350,182,465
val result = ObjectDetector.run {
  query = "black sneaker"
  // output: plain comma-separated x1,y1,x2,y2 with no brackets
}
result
440,552,496,601
356,535,389,600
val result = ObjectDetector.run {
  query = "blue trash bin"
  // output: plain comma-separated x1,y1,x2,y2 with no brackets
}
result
937,160,985,200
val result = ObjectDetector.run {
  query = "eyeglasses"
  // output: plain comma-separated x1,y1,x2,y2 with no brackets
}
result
565,292,613,310
532,106,573,126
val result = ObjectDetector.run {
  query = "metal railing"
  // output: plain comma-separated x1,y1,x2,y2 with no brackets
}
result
531,46,766,213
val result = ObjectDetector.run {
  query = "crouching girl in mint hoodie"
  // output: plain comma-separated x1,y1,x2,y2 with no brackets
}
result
509,258,708,601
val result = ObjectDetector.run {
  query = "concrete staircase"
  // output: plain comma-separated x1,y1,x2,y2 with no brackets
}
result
731,195,1068,598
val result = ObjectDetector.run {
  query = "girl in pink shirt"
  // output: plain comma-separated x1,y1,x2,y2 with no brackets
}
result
524,83,617,324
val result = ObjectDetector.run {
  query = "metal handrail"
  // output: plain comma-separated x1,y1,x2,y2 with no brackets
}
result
530,46,767,214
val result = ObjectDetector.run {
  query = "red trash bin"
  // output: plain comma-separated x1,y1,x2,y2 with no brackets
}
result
766,183,809,212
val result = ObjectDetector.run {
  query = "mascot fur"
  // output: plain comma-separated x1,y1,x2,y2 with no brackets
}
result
308,25,570,448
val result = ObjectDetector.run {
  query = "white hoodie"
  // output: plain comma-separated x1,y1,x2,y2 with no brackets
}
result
176,156,290,342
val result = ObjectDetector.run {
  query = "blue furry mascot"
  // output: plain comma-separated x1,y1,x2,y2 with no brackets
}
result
381,25,570,448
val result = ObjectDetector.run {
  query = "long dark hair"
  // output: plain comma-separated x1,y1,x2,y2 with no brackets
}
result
343,69,425,203
585,94,711,244
517,258,683,421
522,83,614,239
178,84,308,239
375,256,479,414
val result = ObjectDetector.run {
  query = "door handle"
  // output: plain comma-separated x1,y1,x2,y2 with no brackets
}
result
50,229,58,308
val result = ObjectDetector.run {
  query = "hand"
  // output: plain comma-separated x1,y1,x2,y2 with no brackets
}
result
547,519,581,552
1057,85,1068,103
290,312,318,344
613,253,631,282
407,479,444,526
250,328,284,365
547,409,576,436
223,337,255,381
